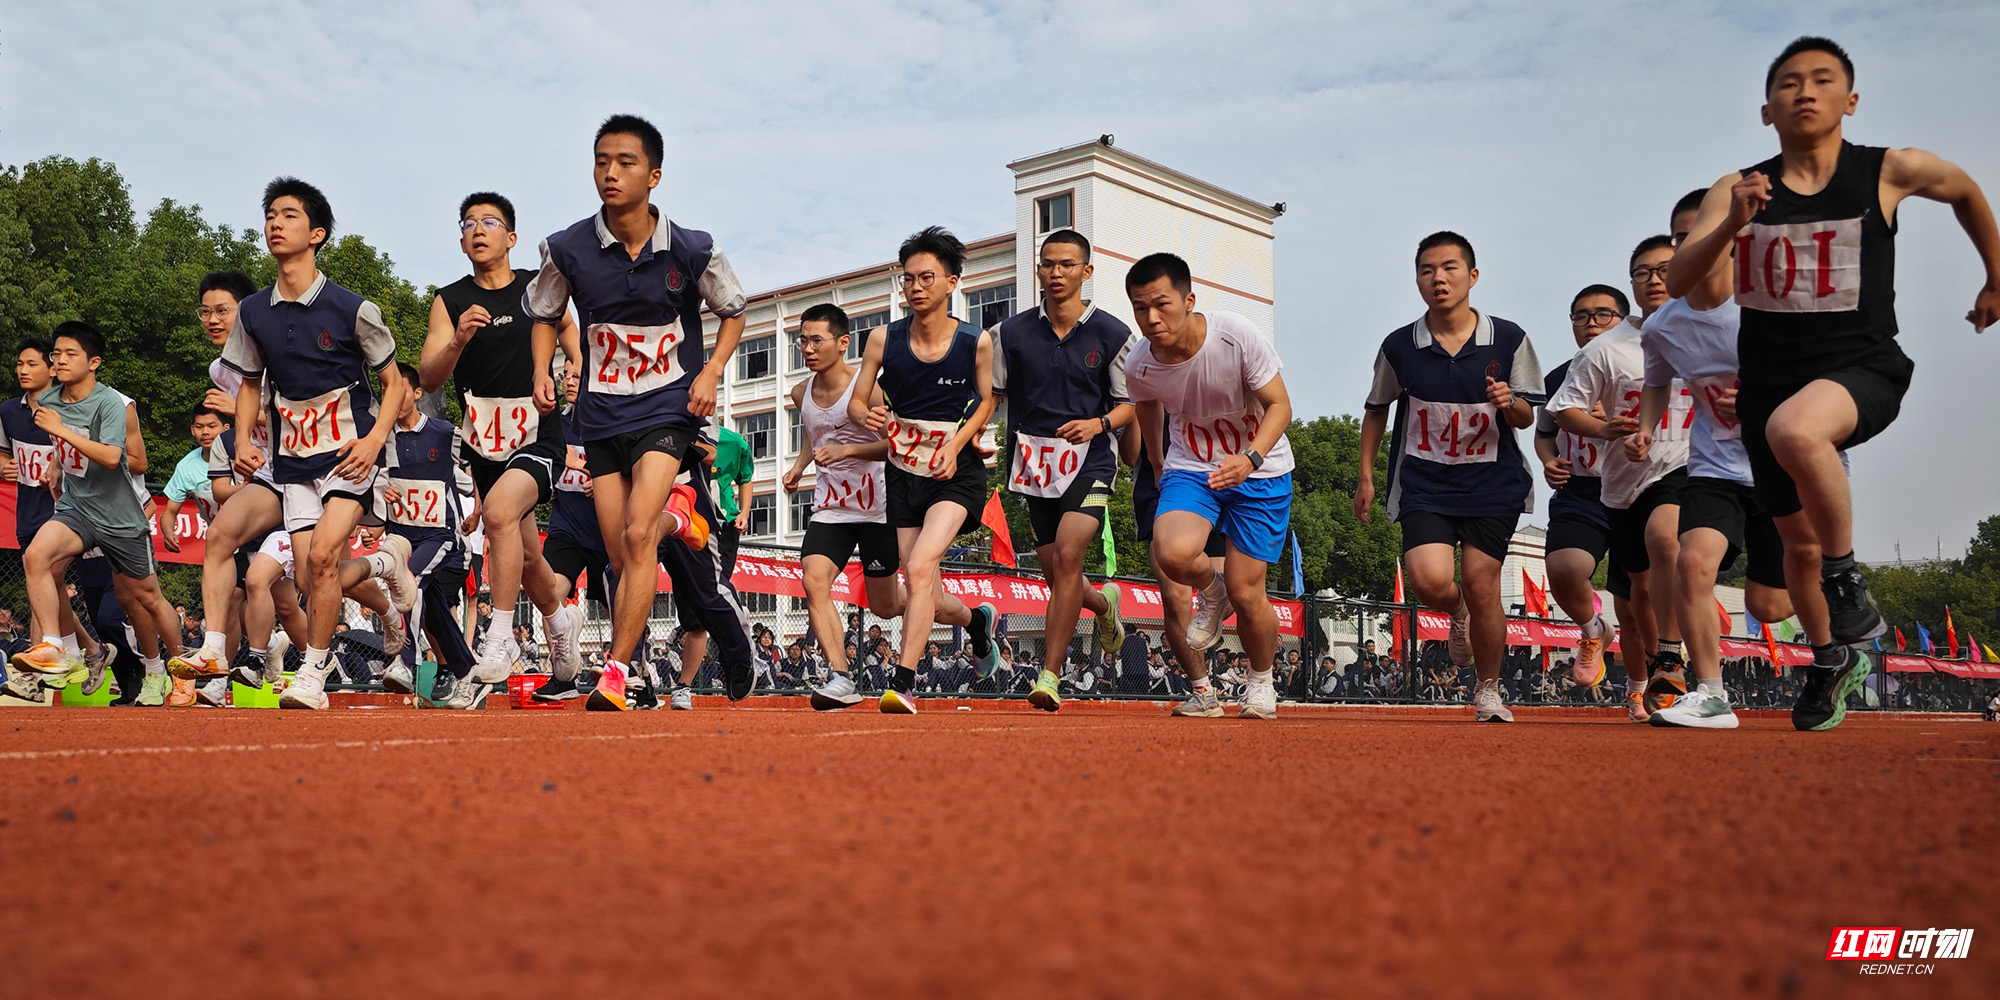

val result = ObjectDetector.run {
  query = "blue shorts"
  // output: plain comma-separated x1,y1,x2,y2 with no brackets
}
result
1155,470,1292,564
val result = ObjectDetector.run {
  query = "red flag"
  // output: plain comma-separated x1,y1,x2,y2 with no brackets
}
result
1715,597,1732,635
1521,568,1548,617
1763,621,1781,674
980,489,1015,567
1946,606,1959,659
1393,559,1406,604
1894,626,1906,652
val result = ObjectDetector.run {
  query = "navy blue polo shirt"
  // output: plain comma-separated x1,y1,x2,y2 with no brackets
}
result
0,394,54,543
1364,311,1544,520
548,409,605,552
218,272,398,484
1537,359,1608,528
522,209,746,442
383,414,462,557
992,303,1135,488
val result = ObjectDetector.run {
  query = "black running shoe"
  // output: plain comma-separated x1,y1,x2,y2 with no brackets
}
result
967,603,994,660
631,677,660,710
1792,646,1870,731
722,659,754,702
1821,566,1886,644
532,674,584,703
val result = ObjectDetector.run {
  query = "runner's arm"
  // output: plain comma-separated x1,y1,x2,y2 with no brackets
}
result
1883,147,2000,331
531,310,558,413
944,331,999,456
123,402,146,476
847,328,888,431
1135,399,1167,480
1354,407,1388,522
1666,172,1754,299
418,294,465,394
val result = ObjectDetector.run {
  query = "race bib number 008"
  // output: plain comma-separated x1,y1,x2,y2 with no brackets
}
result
13,442,54,486
386,477,451,528
816,467,881,516
589,323,685,397
275,385,361,459
462,394,538,462
1009,432,1086,498
884,414,961,474
1174,411,1263,468
1686,374,1741,441
1404,398,1497,465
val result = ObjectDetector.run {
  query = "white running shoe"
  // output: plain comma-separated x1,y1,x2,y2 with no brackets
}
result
544,605,583,680
1472,677,1513,723
196,676,229,707
267,634,292,683
373,533,420,612
381,660,415,695
469,626,519,685
809,671,863,711
1448,603,1474,667
1239,676,1278,720
378,602,407,657
1649,688,1740,730
669,685,693,711
442,673,492,711
280,662,332,710
1185,578,1230,652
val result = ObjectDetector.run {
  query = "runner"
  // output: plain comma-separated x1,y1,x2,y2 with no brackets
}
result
705,425,754,579
1358,233,1542,723
419,191,584,693
778,303,906,711
216,177,419,710
991,229,1132,713
520,114,742,712
158,405,240,704
649,440,758,710
526,369,607,705
1125,252,1295,721
1126,431,1228,716
377,363,480,703
1550,235,1694,721
1666,36,2000,730
847,226,1000,714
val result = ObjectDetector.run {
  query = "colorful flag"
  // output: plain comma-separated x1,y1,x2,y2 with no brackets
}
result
1983,640,2000,663
1946,606,1959,659
1289,531,1304,596
980,489,1015,568
1917,623,1934,656
1970,633,1985,664
1099,513,1117,577
1393,559,1406,604
1715,597,1732,635
1894,626,1906,652
1521,568,1548,617
1763,619,1781,671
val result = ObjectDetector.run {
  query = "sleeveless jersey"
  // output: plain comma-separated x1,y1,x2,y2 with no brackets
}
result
876,316,982,477
800,371,885,525
436,269,565,463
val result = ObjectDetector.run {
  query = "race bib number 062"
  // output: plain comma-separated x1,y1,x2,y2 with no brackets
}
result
13,442,54,486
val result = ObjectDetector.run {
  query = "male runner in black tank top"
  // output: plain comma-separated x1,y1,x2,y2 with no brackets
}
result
1669,36,2000,731
419,192,585,688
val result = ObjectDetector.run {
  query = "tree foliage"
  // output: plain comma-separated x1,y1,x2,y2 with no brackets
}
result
1864,514,2000,642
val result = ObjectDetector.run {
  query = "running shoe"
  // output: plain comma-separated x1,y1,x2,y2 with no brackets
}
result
722,659,754,701
1644,652,1686,713
196,676,229,707
167,676,198,707
232,656,267,690
373,533,420,613
1171,687,1223,718
381,660,415,695
468,626,519,686
531,674,584,703
586,663,629,712
809,672,862,711
2,672,46,704
968,602,1000,677
10,641,68,677
544,605,583,680
1650,688,1740,729
1096,583,1125,657
879,688,917,714
1792,646,1869,732
666,484,710,550
1447,604,1474,667
1625,689,1650,724
1572,615,1609,687
279,663,331,710
1239,675,1277,720
1472,677,1513,723
136,671,173,707
1027,668,1062,713
1821,565,1886,644
669,684,694,711
378,606,407,658
166,643,228,680
80,644,115,696
442,673,493,711
267,633,292,682
1185,578,1230,652
630,676,660,710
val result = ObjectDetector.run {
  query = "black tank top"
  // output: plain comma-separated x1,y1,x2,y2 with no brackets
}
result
877,316,981,422
1735,142,1899,386
436,268,563,454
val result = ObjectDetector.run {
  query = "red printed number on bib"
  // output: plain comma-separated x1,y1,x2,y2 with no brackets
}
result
589,324,684,397
1618,380,1694,443
884,415,960,474
1176,411,1262,469
555,446,590,493
1734,219,1861,313
462,394,538,462
1686,374,1742,441
816,467,881,516
1404,398,1497,465
386,477,451,528
275,386,360,459
1009,432,1086,498
54,437,90,479
13,442,54,486
1558,431,1602,476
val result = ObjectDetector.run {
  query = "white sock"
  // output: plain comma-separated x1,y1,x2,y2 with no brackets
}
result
142,656,166,676
303,646,331,673
490,609,515,638
1627,676,1646,697
59,633,79,653
1249,668,1273,685
1580,616,1603,639
246,647,268,663
42,633,63,650
1697,677,1727,699
367,550,398,578
1191,676,1213,692
204,630,227,655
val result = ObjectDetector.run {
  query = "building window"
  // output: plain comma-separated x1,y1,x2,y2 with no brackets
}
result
748,493,775,537
1037,193,1073,233
847,309,889,361
966,283,1015,330
737,335,776,380
789,489,814,533
786,327,805,372
738,411,775,459
787,408,803,453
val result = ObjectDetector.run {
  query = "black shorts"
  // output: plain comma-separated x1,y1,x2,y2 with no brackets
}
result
466,439,562,506
1398,510,1517,562
885,447,987,532
1678,476,1787,590
1021,474,1111,548
233,529,275,589
1134,485,1226,556
1544,515,1610,563
1607,467,1687,575
1738,347,1913,518
584,420,701,479
1606,550,1632,600
802,519,900,577
542,530,609,605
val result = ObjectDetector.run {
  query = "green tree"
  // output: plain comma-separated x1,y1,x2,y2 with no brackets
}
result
1863,514,2000,646
1285,414,1401,598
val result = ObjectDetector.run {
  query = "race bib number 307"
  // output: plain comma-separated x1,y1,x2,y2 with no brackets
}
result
1009,432,1086,498
884,415,961,474
462,394,538,462
275,386,361,459
1404,398,1497,465
589,323,685,397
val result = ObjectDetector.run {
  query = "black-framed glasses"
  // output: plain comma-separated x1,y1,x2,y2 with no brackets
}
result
1569,308,1624,325
459,217,508,234
1629,264,1671,283
899,271,939,289
196,305,236,320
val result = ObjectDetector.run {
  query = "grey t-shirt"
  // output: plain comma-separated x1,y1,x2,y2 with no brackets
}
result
40,382,149,537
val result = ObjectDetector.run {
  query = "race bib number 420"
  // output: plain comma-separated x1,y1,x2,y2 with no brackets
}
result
589,323,685,397
462,394,538,462
816,467,881,516
884,415,961,474
1403,398,1497,465
1009,432,1086,498
386,477,451,528
275,385,361,459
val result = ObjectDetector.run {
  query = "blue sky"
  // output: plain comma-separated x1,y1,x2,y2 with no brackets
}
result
4,0,1997,562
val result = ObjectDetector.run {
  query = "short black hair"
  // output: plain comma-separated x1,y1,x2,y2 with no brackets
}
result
1124,252,1192,296
51,321,105,360
800,303,850,339
1766,36,1853,95
262,177,335,252
1671,188,1707,221
15,336,52,365
1416,231,1476,271
898,226,966,277
198,270,258,304
394,361,420,388
596,114,664,170
459,192,516,232
190,405,229,424
1630,234,1674,268
1040,228,1091,263
1571,283,1631,316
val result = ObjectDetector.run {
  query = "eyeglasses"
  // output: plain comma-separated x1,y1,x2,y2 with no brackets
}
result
899,271,939,289
1629,264,1671,283
196,305,236,320
1037,259,1085,274
1569,308,1624,325
795,335,837,348
459,217,508,234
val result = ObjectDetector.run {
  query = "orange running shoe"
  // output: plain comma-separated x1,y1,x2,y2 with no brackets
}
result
8,641,68,676
1572,615,1609,688
666,484,710,550
167,676,198,707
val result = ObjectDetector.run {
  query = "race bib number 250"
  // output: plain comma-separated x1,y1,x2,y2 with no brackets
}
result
1009,432,1086,498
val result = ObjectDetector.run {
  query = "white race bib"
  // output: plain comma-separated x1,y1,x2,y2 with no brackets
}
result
815,466,882,516
1617,379,1694,443
462,394,539,462
1734,219,1862,313
1687,374,1742,441
386,477,451,528
1008,432,1087,498
1557,431,1603,476
883,414,961,475
13,442,54,486
588,323,686,397
55,437,90,479
1403,398,1498,465
275,385,361,459
1173,410,1264,470
555,445,591,493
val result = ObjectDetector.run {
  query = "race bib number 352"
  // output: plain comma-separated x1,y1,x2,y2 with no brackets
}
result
386,477,451,528
462,394,538,462
275,385,362,459
1404,398,1497,465
1010,432,1086,498
884,415,961,474
589,323,685,397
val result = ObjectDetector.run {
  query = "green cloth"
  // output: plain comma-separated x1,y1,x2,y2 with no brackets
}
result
711,427,755,519
39,383,148,536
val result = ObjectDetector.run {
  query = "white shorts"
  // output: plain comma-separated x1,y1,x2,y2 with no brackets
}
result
255,531,297,580
281,468,385,534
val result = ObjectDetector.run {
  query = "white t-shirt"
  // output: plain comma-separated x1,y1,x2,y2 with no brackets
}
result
1546,318,1691,509
1640,297,1753,486
1122,310,1294,479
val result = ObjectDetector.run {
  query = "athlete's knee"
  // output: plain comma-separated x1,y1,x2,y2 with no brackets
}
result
1223,575,1267,612
1745,588,1791,625
620,520,660,556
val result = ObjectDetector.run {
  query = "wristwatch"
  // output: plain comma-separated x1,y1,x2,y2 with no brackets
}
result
1099,415,1113,435
1243,449,1264,471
